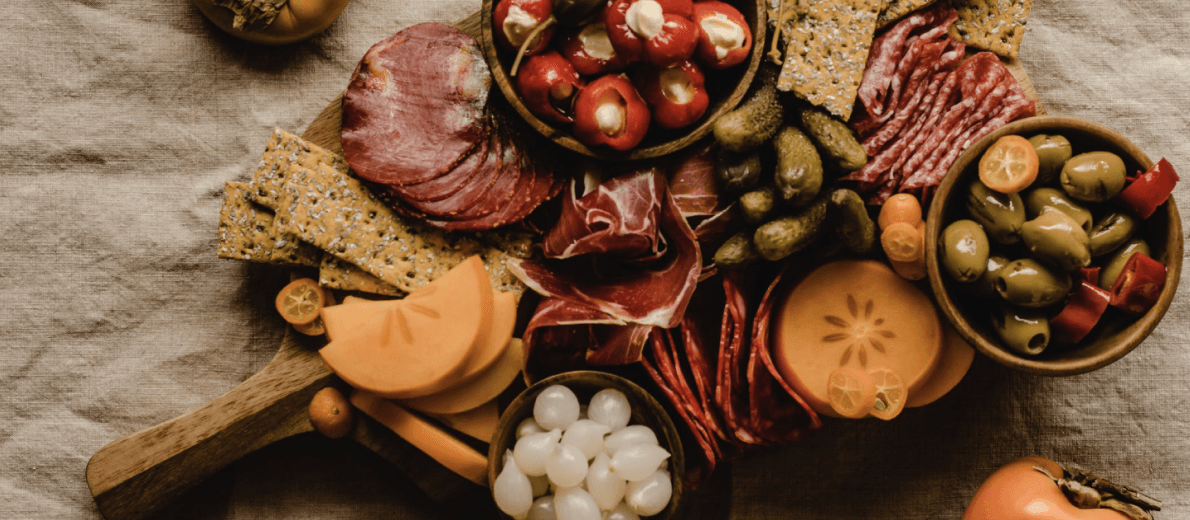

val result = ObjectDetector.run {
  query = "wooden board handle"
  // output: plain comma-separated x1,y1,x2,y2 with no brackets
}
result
86,336,333,520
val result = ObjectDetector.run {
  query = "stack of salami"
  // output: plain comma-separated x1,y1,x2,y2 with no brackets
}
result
341,23,560,231
843,5,1036,203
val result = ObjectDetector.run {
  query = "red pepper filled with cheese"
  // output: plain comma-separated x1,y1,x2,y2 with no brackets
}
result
573,74,650,151
560,18,634,76
605,0,699,67
635,60,709,129
691,1,752,69
494,0,555,55
517,51,585,124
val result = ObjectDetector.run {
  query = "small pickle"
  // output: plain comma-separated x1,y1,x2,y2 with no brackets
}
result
991,303,1051,356
1020,207,1092,271
972,254,1011,296
1060,151,1127,202
1028,134,1073,185
772,125,824,207
714,148,764,194
1088,210,1138,257
966,180,1026,244
996,258,1073,308
739,186,777,225
940,219,990,283
753,197,829,261
1022,187,1092,233
713,231,762,268
713,67,783,153
798,106,868,171
1099,238,1151,290
829,188,877,254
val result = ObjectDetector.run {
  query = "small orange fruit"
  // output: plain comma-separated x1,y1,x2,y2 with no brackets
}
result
878,193,923,230
979,135,1039,194
827,367,877,419
881,222,924,263
309,387,354,439
275,278,326,326
867,367,907,420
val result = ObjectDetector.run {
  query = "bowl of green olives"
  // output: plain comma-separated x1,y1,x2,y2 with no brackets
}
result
925,116,1182,376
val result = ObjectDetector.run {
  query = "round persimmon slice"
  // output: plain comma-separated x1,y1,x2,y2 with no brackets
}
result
827,367,876,419
867,367,907,420
979,135,1039,194
276,278,326,325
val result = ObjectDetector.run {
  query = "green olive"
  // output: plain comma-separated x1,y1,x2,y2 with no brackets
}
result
965,180,1026,244
941,219,990,283
996,258,1073,308
1022,187,1092,234
1020,207,1092,271
1060,151,1127,202
1028,134,1073,185
991,303,1051,356
1099,238,1151,290
972,254,1011,296
1088,210,1139,257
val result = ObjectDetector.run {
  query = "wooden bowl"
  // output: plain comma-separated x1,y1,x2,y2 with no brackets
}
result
479,0,766,161
488,370,685,518
925,115,1183,376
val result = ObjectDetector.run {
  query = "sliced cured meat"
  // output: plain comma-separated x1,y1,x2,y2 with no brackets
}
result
511,169,703,329
442,137,521,221
521,296,650,368
640,354,717,489
401,136,504,218
668,145,721,218
543,174,664,260
421,142,561,231
391,132,492,203
342,23,491,186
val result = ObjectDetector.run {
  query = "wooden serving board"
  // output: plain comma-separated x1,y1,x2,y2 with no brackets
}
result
85,9,1045,520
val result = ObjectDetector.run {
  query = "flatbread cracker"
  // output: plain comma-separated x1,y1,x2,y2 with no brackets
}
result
877,0,939,28
946,0,1031,59
275,162,527,295
319,255,406,297
248,127,348,211
217,182,323,267
777,0,887,120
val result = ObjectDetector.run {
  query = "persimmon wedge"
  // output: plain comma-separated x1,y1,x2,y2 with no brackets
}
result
906,323,975,408
400,338,524,415
772,260,943,418
319,256,495,399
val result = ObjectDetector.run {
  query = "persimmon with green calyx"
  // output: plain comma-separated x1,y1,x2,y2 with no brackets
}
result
963,456,1162,520
192,0,351,45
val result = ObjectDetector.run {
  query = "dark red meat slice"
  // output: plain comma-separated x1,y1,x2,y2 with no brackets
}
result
678,317,728,442
641,355,717,489
444,137,523,221
391,132,491,202
401,136,503,217
543,173,664,260
521,297,650,368
668,144,721,217
342,23,491,186
422,141,561,231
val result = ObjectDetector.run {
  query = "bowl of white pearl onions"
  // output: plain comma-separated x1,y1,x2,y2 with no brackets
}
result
489,371,685,520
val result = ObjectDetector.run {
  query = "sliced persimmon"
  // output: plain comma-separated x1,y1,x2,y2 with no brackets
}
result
276,278,326,325
319,256,495,399
866,367,907,420
402,338,524,415
773,260,943,418
827,367,876,419
906,323,975,408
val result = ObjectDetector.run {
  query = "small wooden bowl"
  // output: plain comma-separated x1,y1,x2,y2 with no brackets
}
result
479,0,766,161
925,115,1183,376
488,370,685,518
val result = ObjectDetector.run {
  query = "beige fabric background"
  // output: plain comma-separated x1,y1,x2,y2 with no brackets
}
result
1,0,1186,518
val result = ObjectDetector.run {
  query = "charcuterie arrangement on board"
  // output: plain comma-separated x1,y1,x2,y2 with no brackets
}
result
88,0,1184,519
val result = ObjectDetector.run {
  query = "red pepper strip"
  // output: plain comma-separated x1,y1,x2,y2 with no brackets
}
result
1079,267,1101,287
1108,252,1167,315
1051,280,1111,343
1117,158,1179,219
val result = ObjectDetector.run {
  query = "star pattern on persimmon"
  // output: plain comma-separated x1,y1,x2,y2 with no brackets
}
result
823,294,896,368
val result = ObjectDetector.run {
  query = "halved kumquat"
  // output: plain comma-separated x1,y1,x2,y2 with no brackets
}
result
979,135,1039,194
827,367,877,419
275,278,327,326
867,367,907,421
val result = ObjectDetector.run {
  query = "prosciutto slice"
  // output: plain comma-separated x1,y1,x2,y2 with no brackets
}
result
668,145,721,218
512,169,702,329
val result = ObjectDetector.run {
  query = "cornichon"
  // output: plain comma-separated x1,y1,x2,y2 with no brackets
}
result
798,106,868,171
753,196,828,261
772,125,824,208
739,186,777,225
715,148,763,194
713,66,783,153
828,188,876,254
713,231,762,268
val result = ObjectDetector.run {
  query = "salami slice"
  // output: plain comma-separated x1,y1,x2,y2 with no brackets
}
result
641,355,718,488
342,23,491,186
390,131,492,203
424,144,561,231
401,135,503,218
748,264,821,440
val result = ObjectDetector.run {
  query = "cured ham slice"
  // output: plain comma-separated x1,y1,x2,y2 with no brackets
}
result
342,23,490,186
668,145,721,218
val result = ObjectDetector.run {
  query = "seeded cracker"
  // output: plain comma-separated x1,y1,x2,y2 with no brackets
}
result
947,0,1031,59
217,182,323,266
274,162,527,295
319,255,406,297
777,0,887,120
247,127,349,211
876,0,940,28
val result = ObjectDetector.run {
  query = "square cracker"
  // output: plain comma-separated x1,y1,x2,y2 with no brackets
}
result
777,0,887,120
217,182,322,267
274,162,527,295
247,127,348,211
876,0,940,28
319,256,406,297
946,0,1031,59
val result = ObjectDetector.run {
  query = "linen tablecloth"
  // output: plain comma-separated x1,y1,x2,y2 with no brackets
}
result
2,0,1187,518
